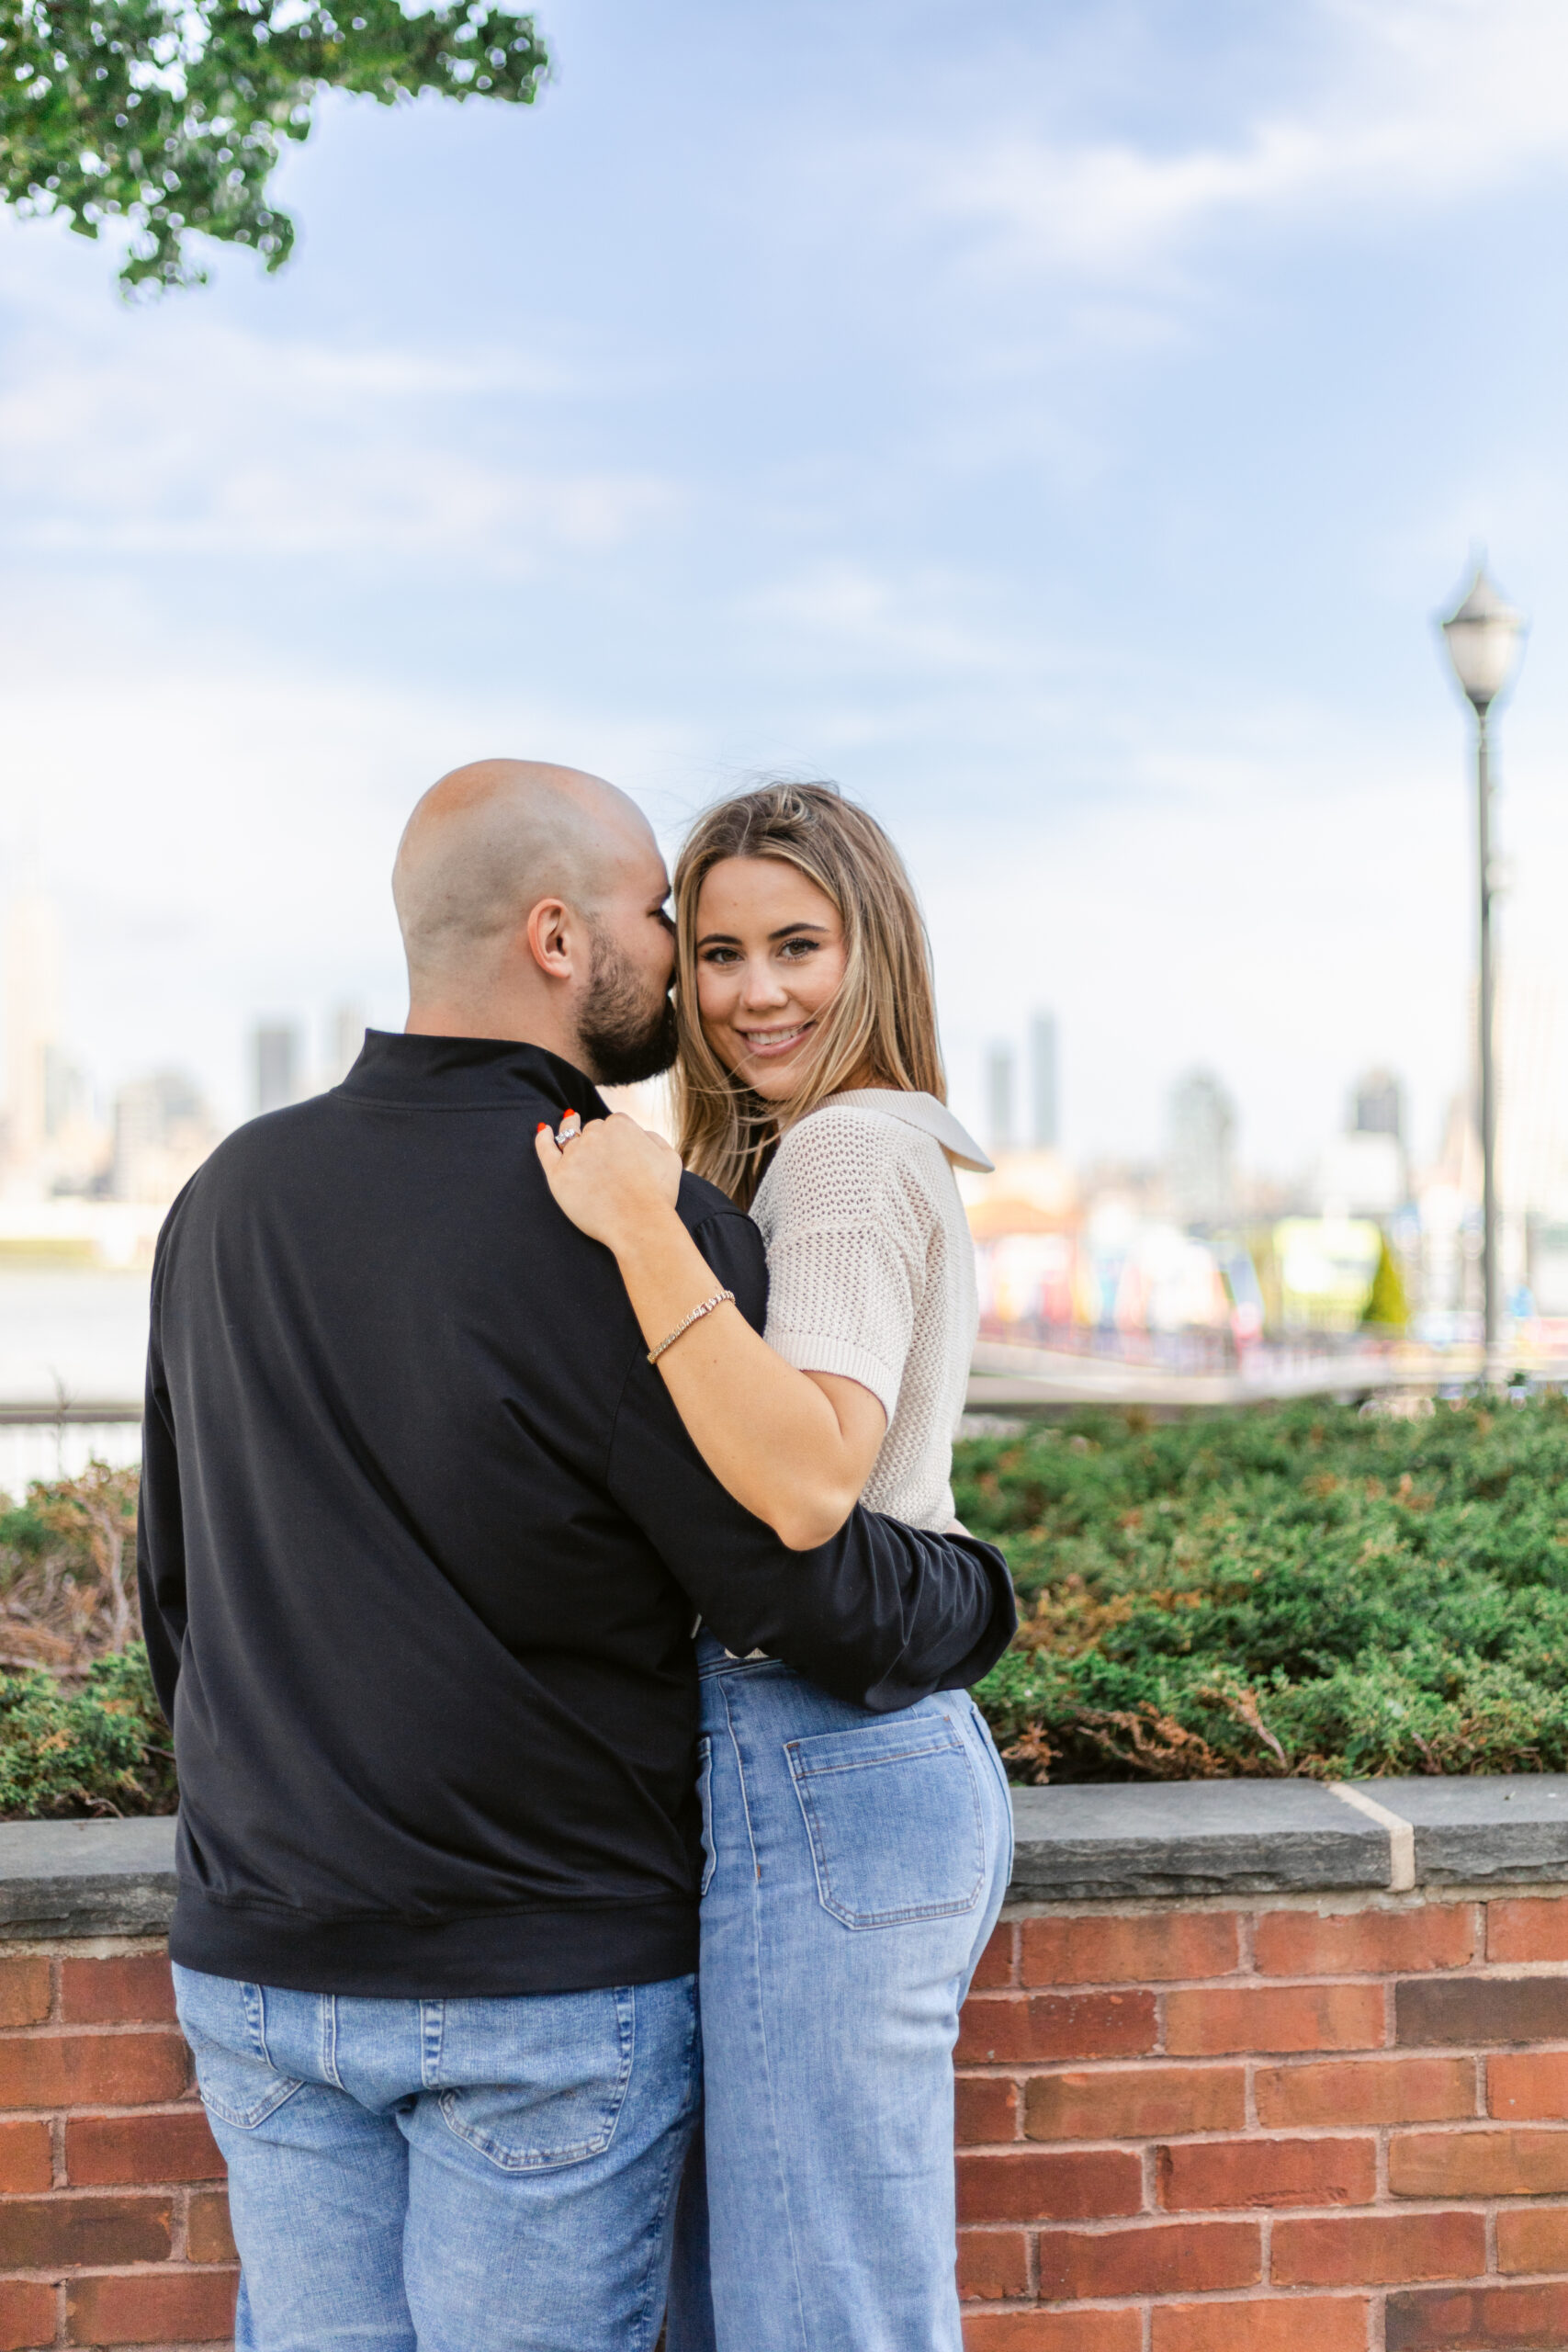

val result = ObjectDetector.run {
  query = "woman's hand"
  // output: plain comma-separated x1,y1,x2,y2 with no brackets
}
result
535,1114,683,1254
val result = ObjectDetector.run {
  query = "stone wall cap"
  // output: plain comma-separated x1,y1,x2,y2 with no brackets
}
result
0,1815,177,1939
6,1779,1568,1935
1348,1774,1568,1885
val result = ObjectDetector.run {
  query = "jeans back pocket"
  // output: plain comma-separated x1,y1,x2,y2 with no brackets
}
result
786,1710,985,1928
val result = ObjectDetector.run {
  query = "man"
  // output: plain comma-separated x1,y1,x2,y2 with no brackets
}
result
138,759,1014,2352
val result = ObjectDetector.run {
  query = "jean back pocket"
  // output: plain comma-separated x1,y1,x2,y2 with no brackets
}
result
786,1710,985,1928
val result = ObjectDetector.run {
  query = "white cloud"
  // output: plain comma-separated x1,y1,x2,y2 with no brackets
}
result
908,0,1568,284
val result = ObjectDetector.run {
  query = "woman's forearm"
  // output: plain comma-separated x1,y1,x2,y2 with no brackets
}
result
609,1209,886,1550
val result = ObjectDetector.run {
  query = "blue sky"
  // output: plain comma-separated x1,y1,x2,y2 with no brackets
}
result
4,0,1568,1170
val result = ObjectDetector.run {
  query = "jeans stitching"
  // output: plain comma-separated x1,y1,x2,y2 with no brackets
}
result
718,1674,812,2352
626,1992,699,2352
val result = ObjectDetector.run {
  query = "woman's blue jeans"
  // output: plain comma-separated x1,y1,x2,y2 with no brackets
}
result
667,1635,1014,2352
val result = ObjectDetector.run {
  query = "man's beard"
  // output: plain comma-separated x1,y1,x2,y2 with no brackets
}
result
576,926,678,1087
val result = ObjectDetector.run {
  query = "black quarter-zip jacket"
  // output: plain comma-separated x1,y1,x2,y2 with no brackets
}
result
136,1032,1015,1998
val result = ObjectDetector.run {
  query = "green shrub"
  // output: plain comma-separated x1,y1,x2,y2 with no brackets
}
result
0,1645,176,1820
957,1393,1568,1781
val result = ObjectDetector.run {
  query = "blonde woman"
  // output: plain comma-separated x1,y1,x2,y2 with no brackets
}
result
535,782,1013,2352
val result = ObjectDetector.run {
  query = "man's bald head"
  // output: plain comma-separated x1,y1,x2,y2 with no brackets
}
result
393,759,655,988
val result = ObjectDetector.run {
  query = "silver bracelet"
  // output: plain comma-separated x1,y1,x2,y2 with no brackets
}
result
648,1289,736,1365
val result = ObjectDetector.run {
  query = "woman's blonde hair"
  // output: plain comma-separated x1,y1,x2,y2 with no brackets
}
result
672,781,944,1205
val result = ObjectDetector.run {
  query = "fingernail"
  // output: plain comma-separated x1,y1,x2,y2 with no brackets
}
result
536,1123,549,1134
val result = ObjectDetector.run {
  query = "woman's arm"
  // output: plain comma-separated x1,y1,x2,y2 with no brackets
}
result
536,1115,886,1550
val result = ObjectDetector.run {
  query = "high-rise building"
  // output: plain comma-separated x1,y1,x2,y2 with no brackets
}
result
253,1023,302,1116
1167,1068,1236,1227
1029,1012,1058,1151
1352,1069,1404,1142
111,1070,217,1204
2,890,62,1177
326,1002,367,1087
986,1043,1016,1161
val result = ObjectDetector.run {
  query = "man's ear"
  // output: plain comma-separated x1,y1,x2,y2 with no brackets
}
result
525,898,579,981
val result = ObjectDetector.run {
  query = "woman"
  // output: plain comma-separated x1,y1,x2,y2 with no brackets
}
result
535,781,1012,2352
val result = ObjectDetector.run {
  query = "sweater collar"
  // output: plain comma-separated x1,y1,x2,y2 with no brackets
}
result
338,1030,607,1118
818,1088,994,1173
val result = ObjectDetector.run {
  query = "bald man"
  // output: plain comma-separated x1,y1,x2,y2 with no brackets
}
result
137,760,1013,2352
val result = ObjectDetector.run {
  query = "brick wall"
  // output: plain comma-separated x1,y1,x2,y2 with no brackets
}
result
10,1892,1568,2350
956,1889,1568,2349
0,1939,234,2351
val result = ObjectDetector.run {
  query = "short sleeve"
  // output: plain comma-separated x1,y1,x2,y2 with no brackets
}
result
757,1110,926,1424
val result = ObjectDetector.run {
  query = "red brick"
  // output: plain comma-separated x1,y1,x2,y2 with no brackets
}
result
0,2028,188,2109
955,2076,1018,2144
0,1957,51,2027
964,2315,1141,2352
1274,2210,1486,2287
60,1952,177,2025
957,2148,1142,2224
1157,2133,1376,2211
66,2268,238,2346
958,1992,1156,2064
970,1926,1015,1990
1391,2128,1568,2198
1154,2297,1371,2352
1024,2062,1245,2141
1398,1974,1568,2047
1490,1897,1568,1964
1256,1905,1474,1976
0,2117,52,2193
1386,2282,1568,2346
1259,2055,1477,2127
1165,1982,1386,2056
0,2283,56,2352
1491,2052,1568,2121
1036,2219,1260,2299
186,2188,238,2265
1,2193,172,2267
66,2108,225,2186
957,2229,1029,2300
1498,2205,1568,2274
1020,1912,1239,1987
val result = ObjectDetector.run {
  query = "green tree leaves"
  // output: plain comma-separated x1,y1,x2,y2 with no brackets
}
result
0,0,547,288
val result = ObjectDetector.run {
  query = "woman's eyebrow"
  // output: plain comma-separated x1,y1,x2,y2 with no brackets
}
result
695,930,742,948
768,922,827,942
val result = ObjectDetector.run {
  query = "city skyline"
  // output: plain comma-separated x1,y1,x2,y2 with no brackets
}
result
3,3,1568,1167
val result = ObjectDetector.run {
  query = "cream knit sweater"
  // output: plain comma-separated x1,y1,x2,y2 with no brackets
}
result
750,1090,992,1532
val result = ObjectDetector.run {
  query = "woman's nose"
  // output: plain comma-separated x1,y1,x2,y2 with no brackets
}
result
739,959,791,1008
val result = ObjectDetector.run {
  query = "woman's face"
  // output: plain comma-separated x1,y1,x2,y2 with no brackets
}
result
693,856,848,1103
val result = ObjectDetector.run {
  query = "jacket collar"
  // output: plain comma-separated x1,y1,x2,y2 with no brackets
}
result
338,1030,607,1118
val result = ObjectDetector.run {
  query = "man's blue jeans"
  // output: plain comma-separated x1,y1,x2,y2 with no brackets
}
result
666,1639,1013,2352
172,1963,699,2352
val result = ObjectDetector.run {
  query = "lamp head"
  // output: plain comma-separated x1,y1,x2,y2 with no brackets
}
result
1440,562,1527,713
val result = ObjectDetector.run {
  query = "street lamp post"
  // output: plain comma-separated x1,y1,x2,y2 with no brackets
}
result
1438,563,1527,1379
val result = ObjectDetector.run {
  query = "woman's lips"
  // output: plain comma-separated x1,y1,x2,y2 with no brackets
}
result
739,1023,811,1058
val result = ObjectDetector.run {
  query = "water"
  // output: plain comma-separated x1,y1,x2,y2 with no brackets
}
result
0,1269,149,1495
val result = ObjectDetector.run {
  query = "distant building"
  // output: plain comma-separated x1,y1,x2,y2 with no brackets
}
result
986,1043,1016,1161
112,1070,217,1204
2,890,62,1179
1352,1069,1404,1142
1029,1012,1058,1151
1167,1069,1236,1227
326,1002,367,1087
253,1023,302,1116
